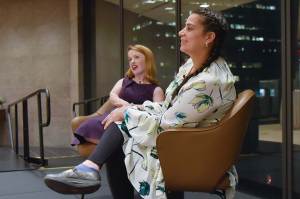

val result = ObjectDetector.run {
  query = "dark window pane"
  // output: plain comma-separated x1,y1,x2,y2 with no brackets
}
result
123,0,177,89
181,1,282,198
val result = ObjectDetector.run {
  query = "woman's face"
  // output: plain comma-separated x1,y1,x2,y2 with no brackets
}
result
128,49,146,76
179,14,208,56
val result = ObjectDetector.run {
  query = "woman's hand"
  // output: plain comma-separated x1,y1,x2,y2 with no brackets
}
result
102,106,128,129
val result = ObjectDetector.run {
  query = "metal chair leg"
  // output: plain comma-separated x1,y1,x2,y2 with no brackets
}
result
81,194,85,199
214,190,226,199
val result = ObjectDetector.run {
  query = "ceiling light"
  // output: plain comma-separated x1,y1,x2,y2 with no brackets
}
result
200,3,210,8
165,7,174,10
144,0,156,3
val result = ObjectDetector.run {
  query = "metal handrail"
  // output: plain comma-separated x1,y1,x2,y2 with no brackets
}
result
7,88,51,166
72,97,101,117
72,95,108,117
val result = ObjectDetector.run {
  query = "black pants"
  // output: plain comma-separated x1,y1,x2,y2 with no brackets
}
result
87,123,184,199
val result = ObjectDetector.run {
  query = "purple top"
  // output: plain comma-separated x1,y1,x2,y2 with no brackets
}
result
119,76,157,104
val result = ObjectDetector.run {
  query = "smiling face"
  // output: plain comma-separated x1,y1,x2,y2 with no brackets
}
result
179,14,211,57
127,49,146,77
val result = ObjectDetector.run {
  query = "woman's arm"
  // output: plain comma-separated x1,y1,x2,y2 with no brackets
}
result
109,78,129,107
160,78,235,129
153,87,165,102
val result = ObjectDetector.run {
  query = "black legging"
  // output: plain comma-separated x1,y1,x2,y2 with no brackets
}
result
106,142,135,199
88,123,123,166
87,123,184,199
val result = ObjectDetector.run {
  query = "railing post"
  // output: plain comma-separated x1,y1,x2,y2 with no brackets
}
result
84,103,88,115
14,105,19,155
22,100,29,161
37,93,45,165
6,109,14,149
7,89,50,166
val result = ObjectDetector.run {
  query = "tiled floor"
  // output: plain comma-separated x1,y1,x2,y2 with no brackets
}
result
0,146,263,199
0,168,262,199
259,123,300,144
4,122,300,199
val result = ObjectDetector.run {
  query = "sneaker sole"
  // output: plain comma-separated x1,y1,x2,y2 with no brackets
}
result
44,177,100,194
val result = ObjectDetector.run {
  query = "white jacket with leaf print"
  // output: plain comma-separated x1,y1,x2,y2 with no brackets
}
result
116,57,237,199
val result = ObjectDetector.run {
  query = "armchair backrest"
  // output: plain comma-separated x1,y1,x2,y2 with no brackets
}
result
156,89,255,192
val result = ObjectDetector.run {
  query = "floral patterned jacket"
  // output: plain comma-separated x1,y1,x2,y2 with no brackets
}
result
116,57,237,198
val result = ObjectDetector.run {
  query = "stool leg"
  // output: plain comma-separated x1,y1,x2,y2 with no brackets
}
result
167,191,184,199
214,190,226,199
81,194,85,199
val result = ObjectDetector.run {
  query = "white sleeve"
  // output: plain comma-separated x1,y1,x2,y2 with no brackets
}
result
160,76,222,129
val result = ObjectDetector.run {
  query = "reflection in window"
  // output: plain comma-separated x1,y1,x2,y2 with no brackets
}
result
259,88,266,97
293,1,300,196
230,24,259,30
270,88,276,97
256,4,276,10
234,35,264,42
124,0,176,88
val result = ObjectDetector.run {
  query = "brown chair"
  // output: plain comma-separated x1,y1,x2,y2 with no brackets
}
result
71,99,114,157
72,90,255,198
156,89,255,198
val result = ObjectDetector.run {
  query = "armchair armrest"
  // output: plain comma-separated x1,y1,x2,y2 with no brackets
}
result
71,99,114,132
95,100,114,116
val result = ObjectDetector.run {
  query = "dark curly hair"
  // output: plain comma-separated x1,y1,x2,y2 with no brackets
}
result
171,8,228,100
192,8,228,68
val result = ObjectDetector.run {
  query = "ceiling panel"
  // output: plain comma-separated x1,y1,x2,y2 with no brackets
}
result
104,0,256,23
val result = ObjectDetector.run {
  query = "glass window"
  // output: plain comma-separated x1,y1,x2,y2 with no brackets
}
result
181,1,282,197
95,0,121,98
123,0,177,89
292,0,300,198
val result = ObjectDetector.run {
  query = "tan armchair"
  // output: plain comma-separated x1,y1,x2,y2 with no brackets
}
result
71,99,114,157
72,90,255,197
156,89,255,196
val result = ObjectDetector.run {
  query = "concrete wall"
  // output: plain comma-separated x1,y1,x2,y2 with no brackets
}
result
0,0,80,147
0,0,177,148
